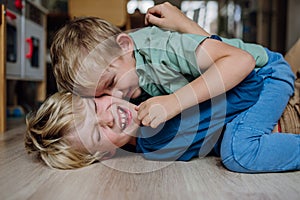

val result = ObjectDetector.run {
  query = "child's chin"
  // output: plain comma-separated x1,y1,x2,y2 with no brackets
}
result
131,89,142,99
124,126,139,137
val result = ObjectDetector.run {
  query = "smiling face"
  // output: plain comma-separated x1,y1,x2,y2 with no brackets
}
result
93,33,142,99
94,53,142,99
68,95,141,158
75,33,142,99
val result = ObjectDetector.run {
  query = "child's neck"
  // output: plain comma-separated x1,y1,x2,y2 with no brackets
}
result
128,137,137,146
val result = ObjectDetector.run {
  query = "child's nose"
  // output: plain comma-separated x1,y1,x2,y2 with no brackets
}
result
111,90,124,98
98,112,114,127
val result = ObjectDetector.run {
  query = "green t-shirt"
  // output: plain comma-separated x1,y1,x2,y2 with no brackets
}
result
221,37,268,67
129,26,268,96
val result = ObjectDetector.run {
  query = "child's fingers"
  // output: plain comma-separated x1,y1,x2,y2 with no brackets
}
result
141,116,150,126
142,115,161,128
142,112,165,128
147,4,162,16
137,103,148,120
137,109,147,121
149,118,161,129
145,14,164,27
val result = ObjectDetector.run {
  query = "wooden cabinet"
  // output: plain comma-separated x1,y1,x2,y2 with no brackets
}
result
0,4,6,133
5,0,47,81
69,0,129,28
0,1,47,133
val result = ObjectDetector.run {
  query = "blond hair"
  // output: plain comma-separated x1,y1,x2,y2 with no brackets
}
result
50,17,122,96
25,92,104,169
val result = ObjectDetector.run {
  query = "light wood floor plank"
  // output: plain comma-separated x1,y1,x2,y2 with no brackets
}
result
1,125,300,200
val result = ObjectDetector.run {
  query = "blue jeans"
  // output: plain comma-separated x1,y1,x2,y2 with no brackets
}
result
220,49,299,173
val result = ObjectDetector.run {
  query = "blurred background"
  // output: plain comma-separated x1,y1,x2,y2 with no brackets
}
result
1,0,299,131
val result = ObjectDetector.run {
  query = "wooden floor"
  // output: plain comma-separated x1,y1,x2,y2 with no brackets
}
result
1,125,300,200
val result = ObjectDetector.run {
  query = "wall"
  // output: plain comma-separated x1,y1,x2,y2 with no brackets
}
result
286,0,300,50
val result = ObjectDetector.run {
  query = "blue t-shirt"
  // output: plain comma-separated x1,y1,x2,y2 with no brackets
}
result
136,70,263,161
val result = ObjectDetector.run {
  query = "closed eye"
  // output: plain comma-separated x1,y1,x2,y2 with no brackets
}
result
92,123,102,144
107,76,115,88
94,100,97,114
93,100,101,142
96,127,101,142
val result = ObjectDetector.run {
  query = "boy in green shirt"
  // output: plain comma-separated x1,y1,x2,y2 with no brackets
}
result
51,14,265,128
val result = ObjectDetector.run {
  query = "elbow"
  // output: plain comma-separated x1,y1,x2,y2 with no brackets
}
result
238,51,255,77
244,51,256,72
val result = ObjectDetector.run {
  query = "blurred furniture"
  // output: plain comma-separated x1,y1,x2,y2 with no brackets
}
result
5,0,47,81
0,4,6,133
68,0,129,28
285,38,300,75
0,0,47,133
129,8,145,29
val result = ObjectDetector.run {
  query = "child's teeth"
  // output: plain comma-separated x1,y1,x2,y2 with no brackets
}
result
118,107,127,130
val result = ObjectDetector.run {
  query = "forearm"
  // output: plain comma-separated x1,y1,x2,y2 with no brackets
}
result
173,51,255,112
137,53,255,128
179,19,210,36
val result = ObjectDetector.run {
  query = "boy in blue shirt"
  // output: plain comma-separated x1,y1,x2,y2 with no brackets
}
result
37,2,298,172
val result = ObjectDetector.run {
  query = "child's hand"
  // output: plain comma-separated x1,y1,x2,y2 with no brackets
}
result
145,2,192,33
145,2,210,36
136,94,181,128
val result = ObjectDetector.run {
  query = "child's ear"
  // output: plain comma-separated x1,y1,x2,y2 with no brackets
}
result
116,33,134,52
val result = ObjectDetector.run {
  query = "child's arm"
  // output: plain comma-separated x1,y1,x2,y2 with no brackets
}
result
137,39,255,128
137,2,255,128
145,2,210,36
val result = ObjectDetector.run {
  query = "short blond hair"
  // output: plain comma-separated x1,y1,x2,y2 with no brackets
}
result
50,17,122,96
25,92,104,169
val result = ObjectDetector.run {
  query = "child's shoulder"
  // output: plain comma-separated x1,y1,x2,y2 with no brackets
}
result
129,26,173,45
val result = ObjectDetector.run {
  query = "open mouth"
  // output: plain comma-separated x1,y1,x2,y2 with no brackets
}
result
117,106,129,130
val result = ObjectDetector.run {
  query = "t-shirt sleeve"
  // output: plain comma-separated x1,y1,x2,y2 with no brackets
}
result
131,27,208,96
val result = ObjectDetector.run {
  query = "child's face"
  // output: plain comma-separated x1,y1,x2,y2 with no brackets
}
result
69,95,141,157
95,54,142,99
94,34,141,100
